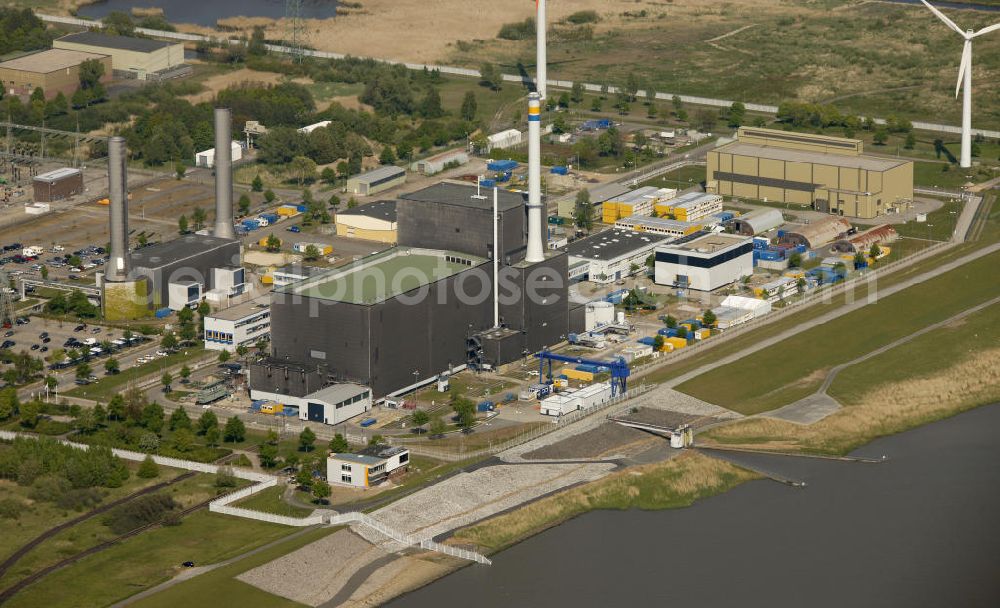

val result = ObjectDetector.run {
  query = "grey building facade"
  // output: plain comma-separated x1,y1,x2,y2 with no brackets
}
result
128,235,241,308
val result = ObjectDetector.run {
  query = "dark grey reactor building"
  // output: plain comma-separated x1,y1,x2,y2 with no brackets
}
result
129,234,241,308
263,181,570,398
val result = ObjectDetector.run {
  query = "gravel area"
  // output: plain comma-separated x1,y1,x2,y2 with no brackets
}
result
522,423,652,460
237,529,389,607
621,387,743,419
368,462,615,543
613,407,706,430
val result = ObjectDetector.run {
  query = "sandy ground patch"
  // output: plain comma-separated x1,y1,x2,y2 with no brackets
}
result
184,68,287,104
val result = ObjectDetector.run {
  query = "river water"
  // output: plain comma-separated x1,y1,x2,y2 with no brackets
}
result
391,404,1000,608
77,0,340,27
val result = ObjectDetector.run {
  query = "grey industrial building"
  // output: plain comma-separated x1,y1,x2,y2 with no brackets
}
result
263,181,570,398
346,165,406,196
129,234,241,308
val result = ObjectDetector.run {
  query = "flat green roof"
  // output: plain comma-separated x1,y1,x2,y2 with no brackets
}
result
278,248,485,305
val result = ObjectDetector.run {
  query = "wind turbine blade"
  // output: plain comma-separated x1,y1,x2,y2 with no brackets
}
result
920,0,966,36
971,22,1000,38
955,40,971,98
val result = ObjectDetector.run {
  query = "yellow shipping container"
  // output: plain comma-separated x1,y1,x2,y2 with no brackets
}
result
659,341,674,353
694,328,711,340
665,337,688,350
784,270,806,279
261,274,274,285
277,205,299,217
562,368,595,382
260,402,283,415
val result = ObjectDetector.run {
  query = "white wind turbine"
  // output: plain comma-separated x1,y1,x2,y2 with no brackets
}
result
921,0,1000,168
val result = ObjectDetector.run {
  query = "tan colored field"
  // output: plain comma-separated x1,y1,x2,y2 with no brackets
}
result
702,348,1000,454
183,67,287,104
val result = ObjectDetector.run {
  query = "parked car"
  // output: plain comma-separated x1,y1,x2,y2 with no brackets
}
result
287,226,301,233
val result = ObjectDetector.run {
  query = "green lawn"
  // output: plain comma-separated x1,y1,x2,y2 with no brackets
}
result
893,198,961,241
305,81,365,105
129,527,340,608
675,249,1000,414
4,511,300,608
912,161,986,190
64,347,207,401
234,485,313,518
829,304,1000,406
637,164,706,191
0,473,222,592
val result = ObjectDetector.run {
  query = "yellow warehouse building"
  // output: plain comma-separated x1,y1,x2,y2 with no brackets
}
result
707,127,913,219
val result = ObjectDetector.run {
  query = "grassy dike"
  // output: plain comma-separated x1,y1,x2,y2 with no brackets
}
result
450,452,758,554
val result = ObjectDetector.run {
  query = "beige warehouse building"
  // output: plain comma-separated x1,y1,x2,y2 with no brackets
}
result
0,49,111,99
707,127,913,219
54,32,185,80
335,200,398,243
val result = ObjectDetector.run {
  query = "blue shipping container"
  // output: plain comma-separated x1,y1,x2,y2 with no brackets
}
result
260,213,279,223
359,418,377,428
477,401,495,412
550,166,568,175
637,337,657,346
154,307,171,319
486,159,518,172
295,204,308,212
657,328,679,337
479,178,496,188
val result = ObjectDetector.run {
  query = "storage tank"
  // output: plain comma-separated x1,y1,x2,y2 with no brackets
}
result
584,300,615,331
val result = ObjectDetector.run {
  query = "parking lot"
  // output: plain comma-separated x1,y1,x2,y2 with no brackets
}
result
0,316,166,391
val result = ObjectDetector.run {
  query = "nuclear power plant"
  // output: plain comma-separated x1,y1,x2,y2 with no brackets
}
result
253,91,572,399
101,108,243,319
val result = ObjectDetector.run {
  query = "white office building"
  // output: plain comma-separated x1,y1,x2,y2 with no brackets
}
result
195,141,243,168
328,446,410,488
654,232,753,291
563,229,670,284
203,300,271,352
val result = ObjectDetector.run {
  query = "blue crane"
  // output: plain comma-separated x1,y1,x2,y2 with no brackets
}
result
535,350,630,397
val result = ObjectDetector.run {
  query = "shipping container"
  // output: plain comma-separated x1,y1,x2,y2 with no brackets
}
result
637,336,657,346
277,205,300,217
694,328,711,340
550,166,569,175
479,178,496,188
486,159,518,172
665,337,689,350
477,401,495,412
154,307,172,319
359,418,377,428
562,368,594,382
657,328,679,337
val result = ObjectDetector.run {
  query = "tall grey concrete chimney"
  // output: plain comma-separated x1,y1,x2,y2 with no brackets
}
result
106,136,129,282
213,107,236,239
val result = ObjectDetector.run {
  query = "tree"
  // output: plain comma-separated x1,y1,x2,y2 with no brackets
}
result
264,189,276,203
191,207,207,231
40,265,48,280
223,416,246,442
108,395,126,422
374,144,396,166
75,362,92,382
290,155,317,185
205,425,221,447
873,127,889,145
299,427,316,452
251,174,264,192
141,402,164,434
368,434,385,447
429,414,446,437
161,332,178,350
570,81,585,104
104,357,119,375
173,428,195,452
653,334,665,352
904,131,916,150
3,388,23,420
265,233,281,252
169,406,191,431
411,409,430,430
311,480,331,504
238,193,251,216
853,251,867,269
175,163,186,180
177,214,189,235
460,91,478,121
573,189,594,233
259,442,279,468
329,433,349,453
19,400,39,428
677,326,688,339
869,242,882,259
788,251,803,268
728,101,746,128
479,62,502,91
702,309,717,328
218,349,231,363
236,344,249,359
303,244,321,261
161,371,173,393
197,410,218,436
179,365,192,383
138,455,160,478
420,87,444,118
295,467,313,489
